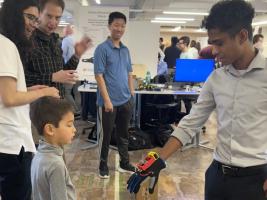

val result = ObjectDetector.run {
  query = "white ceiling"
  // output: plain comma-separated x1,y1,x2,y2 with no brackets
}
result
64,0,267,30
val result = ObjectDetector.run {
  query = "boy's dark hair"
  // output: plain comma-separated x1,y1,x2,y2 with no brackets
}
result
253,34,264,44
108,12,126,25
39,0,65,11
30,97,73,136
179,36,190,47
204,0,254,41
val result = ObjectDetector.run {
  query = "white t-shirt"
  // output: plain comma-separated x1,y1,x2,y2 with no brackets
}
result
180,50,194,59
0,34,35,155
188,47,199,59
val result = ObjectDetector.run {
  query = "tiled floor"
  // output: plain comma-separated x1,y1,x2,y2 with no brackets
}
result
65,112,217,200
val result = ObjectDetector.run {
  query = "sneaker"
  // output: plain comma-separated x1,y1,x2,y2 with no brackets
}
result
117,162,137,174
99,161,110,179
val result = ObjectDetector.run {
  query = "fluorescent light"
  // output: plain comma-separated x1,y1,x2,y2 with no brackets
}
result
252,21,267,26
151,20,186,24
155,17,194,21
163,11,209,16
95,0,101,4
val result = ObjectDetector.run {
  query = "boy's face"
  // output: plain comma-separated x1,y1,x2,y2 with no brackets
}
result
53,111,76,146
108,18,126,41
208,28,244,66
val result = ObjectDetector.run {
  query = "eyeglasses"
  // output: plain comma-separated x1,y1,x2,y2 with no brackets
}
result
23,13,40,25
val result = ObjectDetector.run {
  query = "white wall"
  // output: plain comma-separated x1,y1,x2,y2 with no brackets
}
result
127,21,160,77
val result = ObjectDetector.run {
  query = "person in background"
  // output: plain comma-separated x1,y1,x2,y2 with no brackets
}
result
253,33,264,52
94,12,136,179
159,37,165,51
25,0,91,98
198,45,216,59
128,1,267,200
0,0,59,199
30,97,76,200
178,36,195,59
196,42,201,53
61,24,80,115
164,36,181,73
189,40,199,58
157,52,168,76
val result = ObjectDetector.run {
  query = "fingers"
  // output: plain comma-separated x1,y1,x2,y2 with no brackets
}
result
127,173,143,194
104,107,113,112
148,175,159,194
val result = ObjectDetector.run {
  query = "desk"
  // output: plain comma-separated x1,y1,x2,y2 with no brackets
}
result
78,84,212,151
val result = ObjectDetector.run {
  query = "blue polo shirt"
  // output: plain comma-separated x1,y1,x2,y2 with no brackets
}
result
94,39,133,106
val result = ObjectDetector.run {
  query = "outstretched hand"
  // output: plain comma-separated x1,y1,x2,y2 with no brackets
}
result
127,152,166,194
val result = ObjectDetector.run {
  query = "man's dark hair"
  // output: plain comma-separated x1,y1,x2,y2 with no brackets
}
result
204,0,255,41
108,12,127,25
39,0,65,11
253,34,264,44
0,0,39,61
30,97,74,136
159,37,163,42
171,36,178,46
179,36,190,47
190,40,197,48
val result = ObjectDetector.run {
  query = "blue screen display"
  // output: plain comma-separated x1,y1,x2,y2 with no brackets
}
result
174,59,215,83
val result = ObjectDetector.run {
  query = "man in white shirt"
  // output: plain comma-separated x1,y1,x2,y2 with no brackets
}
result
178,36,194,59
127,1,267,199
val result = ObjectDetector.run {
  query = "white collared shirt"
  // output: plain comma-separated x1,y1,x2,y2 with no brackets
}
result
173,51,267,167
0,34,36,155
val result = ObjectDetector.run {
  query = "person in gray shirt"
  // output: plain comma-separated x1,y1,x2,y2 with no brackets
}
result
30,97,76,200
128,1,267,200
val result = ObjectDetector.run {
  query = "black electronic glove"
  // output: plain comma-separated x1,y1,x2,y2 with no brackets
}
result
127,152,166,194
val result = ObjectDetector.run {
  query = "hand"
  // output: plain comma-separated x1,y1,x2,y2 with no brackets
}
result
127,152,166,194
74,36,93,58
40,87,60,98
52,70,78,84
104,100,113,112
263,179,267,197
131,90,135,97
27,85,48,91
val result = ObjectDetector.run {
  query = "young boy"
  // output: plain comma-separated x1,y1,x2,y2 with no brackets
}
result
30,97,76,200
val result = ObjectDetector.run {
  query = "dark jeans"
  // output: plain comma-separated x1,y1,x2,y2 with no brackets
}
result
205,160,267,200
0,147,32,200
99,97,134,165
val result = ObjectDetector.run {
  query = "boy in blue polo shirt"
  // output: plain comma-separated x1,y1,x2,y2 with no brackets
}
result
94,11,136,178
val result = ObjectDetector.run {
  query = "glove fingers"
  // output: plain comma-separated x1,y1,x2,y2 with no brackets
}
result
148,175,159,194
127,173,138,193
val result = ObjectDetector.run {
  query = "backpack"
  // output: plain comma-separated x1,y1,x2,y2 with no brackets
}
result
128,127,155,150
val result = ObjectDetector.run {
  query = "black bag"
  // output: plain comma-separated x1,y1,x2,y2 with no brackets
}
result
110,127,155,150
154,124,174,147
128,127,155,150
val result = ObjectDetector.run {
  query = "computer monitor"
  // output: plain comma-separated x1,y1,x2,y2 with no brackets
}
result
174,59,215,83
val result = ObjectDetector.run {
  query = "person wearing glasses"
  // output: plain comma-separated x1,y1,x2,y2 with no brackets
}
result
25,0,92,98
0,0,60,199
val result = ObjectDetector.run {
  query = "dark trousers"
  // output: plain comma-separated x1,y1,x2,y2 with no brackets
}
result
0,147,32,200
205,160,267,200
99,97,133,165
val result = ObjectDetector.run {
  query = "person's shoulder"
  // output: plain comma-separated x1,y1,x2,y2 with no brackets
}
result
95,40,110,52
0,34,17,49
